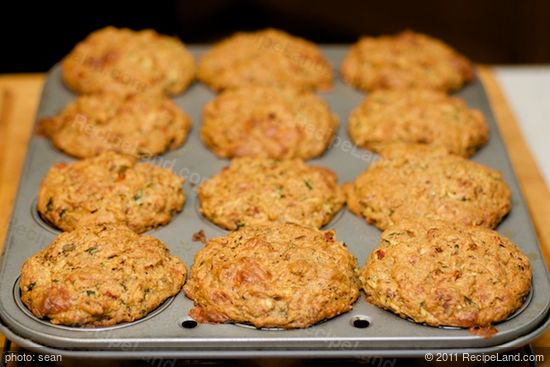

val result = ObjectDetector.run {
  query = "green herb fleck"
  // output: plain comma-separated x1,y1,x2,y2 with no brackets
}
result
304,180,313,190
133,189,144,201
46,197,54,212
85,247,98,255
62,243,75,252
117,165,129,174
86,290,96,296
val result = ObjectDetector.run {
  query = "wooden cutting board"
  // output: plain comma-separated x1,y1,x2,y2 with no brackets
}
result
0,68,549,362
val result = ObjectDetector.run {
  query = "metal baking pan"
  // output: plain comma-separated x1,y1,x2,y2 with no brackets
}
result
0,46,549,359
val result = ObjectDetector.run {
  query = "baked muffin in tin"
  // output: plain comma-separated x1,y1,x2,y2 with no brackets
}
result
38,92,191,159
360,219,531,328
348,89,488,157
198,28,332,91
184,223,360,329
201,86,338,160
38,152,185,233
199,157,344,230
345,147,511,230
20,224,186,327
341,30,473,92
62,26,196,96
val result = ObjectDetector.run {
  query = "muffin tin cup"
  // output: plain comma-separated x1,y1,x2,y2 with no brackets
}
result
13,277,176,332
0,47,549,359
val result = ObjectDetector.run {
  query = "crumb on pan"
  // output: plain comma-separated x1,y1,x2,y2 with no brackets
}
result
192,230,207,244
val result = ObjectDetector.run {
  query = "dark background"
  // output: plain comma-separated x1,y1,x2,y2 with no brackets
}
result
1,0,549,73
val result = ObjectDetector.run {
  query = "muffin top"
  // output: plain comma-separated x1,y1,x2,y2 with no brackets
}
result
360,219,531,328
20,224,186,327
345,148,511,229
201,86,338,159
199,157,344,230
341,30,473,92
62,26,196,96
184,223,360,329
198,28,332,91
348,89,488,157
38,151,185,233
38,92,191,159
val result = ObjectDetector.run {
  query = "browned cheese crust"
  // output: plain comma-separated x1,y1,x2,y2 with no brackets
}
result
37,152,185,233
201,86,338,159
360,219,531,328
20,224,186,327
341,31,473,92
198,28,333,91
184,223,360,328
345,149,511,230
38,92,191,159
348,90,489,157
198,157,345,230
62,26,196,95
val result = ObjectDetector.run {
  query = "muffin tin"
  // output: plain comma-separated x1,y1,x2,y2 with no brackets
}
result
0,46,549,358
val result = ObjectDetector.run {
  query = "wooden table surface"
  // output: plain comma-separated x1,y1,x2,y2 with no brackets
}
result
0,68,549,361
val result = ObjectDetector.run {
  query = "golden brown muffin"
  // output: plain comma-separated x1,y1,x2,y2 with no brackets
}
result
198,157,344,230
184,223,360,329
201,86,338,159
344,148,511,230
38,92,191,158
348,90,489,157
37,152,185,233
62,26,196,95
341,30,473,92
198,28,332,91
360,219,531,328
20,224,186,327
